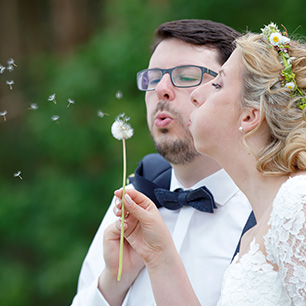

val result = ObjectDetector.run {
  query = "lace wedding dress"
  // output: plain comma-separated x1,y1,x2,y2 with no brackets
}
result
217,175,306,306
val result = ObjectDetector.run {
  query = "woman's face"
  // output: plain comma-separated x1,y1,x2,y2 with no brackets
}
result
189,49,245,159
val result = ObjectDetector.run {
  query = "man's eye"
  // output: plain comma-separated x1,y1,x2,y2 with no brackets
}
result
212,83,221,89
181,76,199,82
149,78,161,85
177,74,200,83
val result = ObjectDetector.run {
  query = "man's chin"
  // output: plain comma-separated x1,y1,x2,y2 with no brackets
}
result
153,139,200,165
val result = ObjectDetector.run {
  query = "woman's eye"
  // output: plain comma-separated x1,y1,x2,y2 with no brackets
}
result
212,83,221,89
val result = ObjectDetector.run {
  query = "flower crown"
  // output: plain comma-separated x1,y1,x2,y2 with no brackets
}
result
261,22,306,110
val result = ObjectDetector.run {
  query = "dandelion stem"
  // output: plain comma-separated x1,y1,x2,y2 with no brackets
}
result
117,138,127,281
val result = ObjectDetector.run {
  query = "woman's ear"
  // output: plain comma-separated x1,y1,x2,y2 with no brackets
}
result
240,108,264,133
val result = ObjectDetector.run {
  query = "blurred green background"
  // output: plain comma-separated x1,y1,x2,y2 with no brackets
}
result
0,0,305,305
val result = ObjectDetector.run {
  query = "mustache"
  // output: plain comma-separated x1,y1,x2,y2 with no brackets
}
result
153,101,176,117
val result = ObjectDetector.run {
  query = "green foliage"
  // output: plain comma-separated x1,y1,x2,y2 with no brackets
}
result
1,0,306,305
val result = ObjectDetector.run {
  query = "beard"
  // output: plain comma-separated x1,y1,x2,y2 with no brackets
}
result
150,102,200,165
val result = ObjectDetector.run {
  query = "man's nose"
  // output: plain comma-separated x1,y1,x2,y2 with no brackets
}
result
155,73,175,101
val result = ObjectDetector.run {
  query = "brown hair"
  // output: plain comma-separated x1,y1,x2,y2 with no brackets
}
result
152,19,241,65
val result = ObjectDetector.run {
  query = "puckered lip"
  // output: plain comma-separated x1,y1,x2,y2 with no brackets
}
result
154,111,174,128
154,111,173,121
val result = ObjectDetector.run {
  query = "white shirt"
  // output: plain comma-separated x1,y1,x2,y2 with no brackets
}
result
70,169,252,306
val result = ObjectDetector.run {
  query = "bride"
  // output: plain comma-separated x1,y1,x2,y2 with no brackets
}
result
112,23,306,305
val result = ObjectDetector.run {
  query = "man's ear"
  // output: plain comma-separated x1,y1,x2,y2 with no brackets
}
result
240,108,263,133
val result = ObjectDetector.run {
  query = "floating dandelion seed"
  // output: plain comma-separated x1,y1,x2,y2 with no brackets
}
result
51,115,60,123
6,80,14,90
14,171,22,179
97,110,109,118
67,98,75,107
0,65,5,74
28,103,38,110
111,113,133,281
0,110,7,121
115,90,123,100
7,58,17,67
7,65,14,72
48,93,56,104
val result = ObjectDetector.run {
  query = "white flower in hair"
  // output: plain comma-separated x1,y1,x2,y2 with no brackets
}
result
261,22,279,39
111,113,134,140
262,21,306,110
288,57,296,65
285,82,295,91
281,36,290,45
269,32,283,46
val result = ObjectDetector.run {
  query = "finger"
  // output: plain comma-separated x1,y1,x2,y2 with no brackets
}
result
113,197,131,218
115,218,129,234
117,210,130,219
115,196,122,209
113,205,122,217
123,193,155,223
115,189,156,212
104,221,122,241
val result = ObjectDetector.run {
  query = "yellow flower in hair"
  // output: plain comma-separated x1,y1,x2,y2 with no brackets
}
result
269,32,282,46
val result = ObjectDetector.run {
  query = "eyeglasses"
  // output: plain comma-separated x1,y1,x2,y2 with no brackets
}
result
137,65,218,91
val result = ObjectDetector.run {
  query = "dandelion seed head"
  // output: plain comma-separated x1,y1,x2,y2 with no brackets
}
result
111,113,133,140
68,98,75,104
0,110,7,116
116,90,123,100
51,115,60,121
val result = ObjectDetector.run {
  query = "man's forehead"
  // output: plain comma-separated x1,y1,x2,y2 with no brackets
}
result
148,39,221,70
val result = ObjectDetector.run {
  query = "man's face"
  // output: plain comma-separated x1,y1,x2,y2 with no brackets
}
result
145,38,222,165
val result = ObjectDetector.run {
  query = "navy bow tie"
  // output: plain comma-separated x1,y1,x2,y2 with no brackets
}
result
154,186,217,213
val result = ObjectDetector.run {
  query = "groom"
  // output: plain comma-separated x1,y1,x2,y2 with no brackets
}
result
71,19,255,306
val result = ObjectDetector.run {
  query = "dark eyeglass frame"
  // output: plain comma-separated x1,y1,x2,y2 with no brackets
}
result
136,65,218,91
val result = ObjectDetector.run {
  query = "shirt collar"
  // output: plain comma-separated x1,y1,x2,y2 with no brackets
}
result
170,168,240,206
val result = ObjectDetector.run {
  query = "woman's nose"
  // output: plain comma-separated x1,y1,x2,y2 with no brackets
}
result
190,86,203,108
190,81,212,108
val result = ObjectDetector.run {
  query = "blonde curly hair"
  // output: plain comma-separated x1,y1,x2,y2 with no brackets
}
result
236,32,306,175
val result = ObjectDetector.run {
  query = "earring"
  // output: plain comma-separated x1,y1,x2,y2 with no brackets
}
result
239,126,244,133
